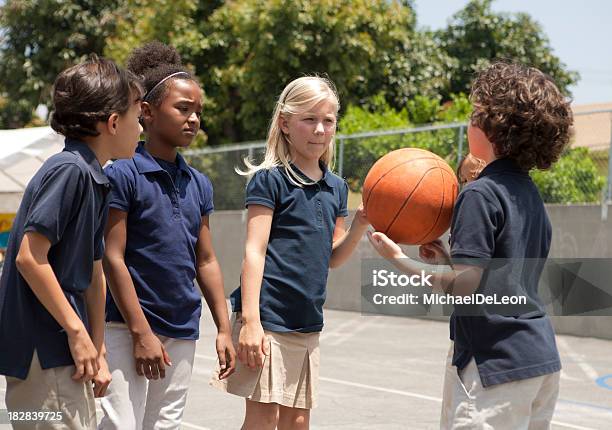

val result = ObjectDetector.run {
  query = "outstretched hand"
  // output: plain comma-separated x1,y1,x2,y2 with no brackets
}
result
367,231,406,260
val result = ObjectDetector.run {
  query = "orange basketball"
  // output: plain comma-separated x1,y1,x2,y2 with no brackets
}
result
363,148,459,245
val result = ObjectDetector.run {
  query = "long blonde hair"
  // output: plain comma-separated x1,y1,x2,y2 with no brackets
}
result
237,76,340,186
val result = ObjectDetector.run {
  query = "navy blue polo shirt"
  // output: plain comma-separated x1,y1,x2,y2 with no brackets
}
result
104,143,213,340
230,164,349,333
449,158,561,387
0,140,110,379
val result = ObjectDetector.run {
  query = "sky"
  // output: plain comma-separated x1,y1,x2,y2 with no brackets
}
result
414,0,612,106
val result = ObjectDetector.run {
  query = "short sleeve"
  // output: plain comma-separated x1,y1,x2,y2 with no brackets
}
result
105,162,134,212
24,163,85,245
199,174,214,216
338,181,349,217
245,169,278,209
450,190,499,267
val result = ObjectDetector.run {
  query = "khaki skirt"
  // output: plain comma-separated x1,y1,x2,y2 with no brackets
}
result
210,313,320,409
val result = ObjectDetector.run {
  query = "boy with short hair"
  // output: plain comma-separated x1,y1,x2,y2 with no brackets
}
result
0,57,143,429
369,61,573,429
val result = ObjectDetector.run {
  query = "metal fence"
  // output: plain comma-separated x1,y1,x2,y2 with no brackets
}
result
183,109,612,213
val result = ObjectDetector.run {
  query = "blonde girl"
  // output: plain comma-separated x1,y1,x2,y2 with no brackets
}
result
211,76,368,429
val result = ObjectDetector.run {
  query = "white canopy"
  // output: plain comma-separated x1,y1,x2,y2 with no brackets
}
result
0,127,64,212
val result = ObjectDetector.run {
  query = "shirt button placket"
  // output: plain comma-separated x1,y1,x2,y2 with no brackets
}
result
316,184,323,227
173,188,180,220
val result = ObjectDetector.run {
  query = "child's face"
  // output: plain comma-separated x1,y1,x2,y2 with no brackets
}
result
111,97,143,159
145,79,202,148
280,98,337,166
467,122,492,161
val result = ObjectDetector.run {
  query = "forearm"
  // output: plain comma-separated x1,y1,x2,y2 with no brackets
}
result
196,259,230,334
330,222,368,268
85,262,106,355
102,256,152,336
17,258,85,336
391,256,456,294
240,251,265,324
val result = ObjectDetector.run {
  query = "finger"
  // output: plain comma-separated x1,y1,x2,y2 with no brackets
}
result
93,380,101,398
262,337,270,356
92,358,100,376
225,349,237,377
143,362,154,380
162,345,172,367
158,357,166,379
93,380,103,398
238,344,248,365
99,380,110,397
420,246,433,258
84,361,95,382
73,363,85,381
149,361,160,380
135,360,144,376
218,349,233,379
218,348,227,371
256,350,265,368
367,231,379,247
247,349,256,369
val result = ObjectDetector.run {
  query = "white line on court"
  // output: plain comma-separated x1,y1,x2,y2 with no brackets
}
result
319,317,359,341
557,338,599,380
182,422,213,430
550,421,599,430
320,376,442,402
560,370,583,382
192,353,599,429
327,316,382,346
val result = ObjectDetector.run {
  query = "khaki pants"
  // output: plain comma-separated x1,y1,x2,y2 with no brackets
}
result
5,350,96,430
440,344,560,430
98,323,196,430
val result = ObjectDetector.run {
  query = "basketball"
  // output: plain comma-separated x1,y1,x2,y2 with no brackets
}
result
362,148,459,245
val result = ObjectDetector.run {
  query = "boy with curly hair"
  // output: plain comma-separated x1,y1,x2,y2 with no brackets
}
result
369,61,573,429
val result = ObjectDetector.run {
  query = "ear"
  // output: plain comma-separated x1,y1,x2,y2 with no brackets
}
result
141,101,154,125
105,113,120,136
278,114,290,135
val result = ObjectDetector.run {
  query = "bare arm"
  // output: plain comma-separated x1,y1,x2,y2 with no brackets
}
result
16,231,99,382
85,260,112,396
85,260,106,354
103,208,170,380
368,232,484,295
330,205,369,268
239,204,273,369
195,216,235,379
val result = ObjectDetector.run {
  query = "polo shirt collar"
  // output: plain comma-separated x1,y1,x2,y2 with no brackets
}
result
63,139,109,185
133,142,192,177
478,157,528,179
288,161,336,188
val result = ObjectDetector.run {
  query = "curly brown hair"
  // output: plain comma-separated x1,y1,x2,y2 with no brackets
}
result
469,61,573,171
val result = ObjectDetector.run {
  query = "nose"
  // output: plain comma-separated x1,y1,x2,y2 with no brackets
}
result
314,121,325,135
188,111,199,125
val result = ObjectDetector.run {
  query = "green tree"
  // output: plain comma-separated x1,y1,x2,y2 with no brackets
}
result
531,148,606,203
191,0,453,144
338,93,471,191
103,0,202,66
0,0,121,128
437,0,579,97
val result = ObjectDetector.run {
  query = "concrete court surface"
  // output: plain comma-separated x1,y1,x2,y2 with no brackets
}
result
1,302,611,430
